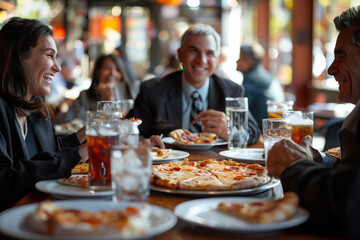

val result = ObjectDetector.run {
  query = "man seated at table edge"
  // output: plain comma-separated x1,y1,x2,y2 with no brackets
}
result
127,23,261,145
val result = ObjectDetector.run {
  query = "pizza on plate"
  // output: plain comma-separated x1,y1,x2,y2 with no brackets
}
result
58,175,88,188
324,146,341,158
27,200,151,237
120,117,142,125
217,192,299,224
71,162,89,174
169,129,218,145
151,159,271,191
151,147,172,159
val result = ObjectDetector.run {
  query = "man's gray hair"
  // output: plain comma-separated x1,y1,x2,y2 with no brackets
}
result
334,5,360,48
180,23,221,56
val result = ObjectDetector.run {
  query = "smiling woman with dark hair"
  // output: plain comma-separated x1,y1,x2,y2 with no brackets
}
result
0,17,87,211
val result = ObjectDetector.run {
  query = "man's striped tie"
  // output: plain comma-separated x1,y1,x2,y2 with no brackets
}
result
190,91,203,132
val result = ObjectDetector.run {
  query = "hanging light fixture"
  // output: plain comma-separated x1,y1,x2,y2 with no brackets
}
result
156,0,185,7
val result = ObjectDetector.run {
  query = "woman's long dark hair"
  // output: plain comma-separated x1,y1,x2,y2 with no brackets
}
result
0,17,54,118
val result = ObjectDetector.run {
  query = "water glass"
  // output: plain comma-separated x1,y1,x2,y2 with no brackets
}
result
283,111,314,145
111,143,152,202
262,118,291,163
226,97,249,149
86,111,121,191
119,99,134,118
119,120,139,148
266,100,294,118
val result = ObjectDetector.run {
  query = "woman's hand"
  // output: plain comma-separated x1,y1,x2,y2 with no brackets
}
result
75,126,86,145
78,143,88,163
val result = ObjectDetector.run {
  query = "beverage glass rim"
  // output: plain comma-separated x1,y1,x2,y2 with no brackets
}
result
266,100,294,104
87,110,121,116
225,97,247,101
263,118,288,122
283,110,314,114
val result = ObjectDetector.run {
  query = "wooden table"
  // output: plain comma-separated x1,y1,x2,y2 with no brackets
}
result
1,142,342,240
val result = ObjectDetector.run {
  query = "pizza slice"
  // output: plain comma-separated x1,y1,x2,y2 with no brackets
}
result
324,146,341,158
151,147,172,159
28,200,151,237
58,175,88,188
195,132,218,144
169,129,217,145
120,117,142,125
211,161,271,190
217,192,299,224
71,162,89,174
169,129,196,144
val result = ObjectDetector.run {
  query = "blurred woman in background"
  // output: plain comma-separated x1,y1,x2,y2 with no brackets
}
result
55,54,139,124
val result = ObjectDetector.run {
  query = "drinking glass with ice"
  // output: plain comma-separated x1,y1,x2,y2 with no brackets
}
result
111,143,152,202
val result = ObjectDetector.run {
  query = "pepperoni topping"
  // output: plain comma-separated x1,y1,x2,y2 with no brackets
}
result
169,167,181,171
197,163,208,168
247,164,264,170
234,176,244,180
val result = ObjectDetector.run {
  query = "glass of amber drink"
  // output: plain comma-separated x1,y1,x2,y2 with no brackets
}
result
267,100,294,118
283,111,314,145
86,111,121,191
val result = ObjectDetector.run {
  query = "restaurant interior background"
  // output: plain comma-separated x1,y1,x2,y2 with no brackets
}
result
1,0,360,150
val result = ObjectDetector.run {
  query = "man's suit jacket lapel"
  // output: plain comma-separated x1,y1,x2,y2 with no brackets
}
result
208,76,225,111
165,74,183,127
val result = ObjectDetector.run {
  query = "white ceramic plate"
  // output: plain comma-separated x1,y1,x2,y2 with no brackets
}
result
174,197,308,232
162,137,227,150
35,179,113,198
152,150,190,164
219,148,265,164
0,200,177,240
151,178,280,197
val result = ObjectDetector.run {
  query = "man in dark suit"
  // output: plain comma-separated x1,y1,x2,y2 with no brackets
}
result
127,24,261,145
266,6,360,238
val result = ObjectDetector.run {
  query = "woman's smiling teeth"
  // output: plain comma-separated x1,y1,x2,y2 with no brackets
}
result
43,74,53,80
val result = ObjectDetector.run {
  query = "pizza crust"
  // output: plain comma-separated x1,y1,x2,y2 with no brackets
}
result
217,192,300,224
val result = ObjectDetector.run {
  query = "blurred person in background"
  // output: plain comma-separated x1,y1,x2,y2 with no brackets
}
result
113,46,140,85
127,23,261,144
266,6,360,238
215,46,243,85
154,54,181,77
55,54,139,124
236,43,285,128
0,17,88,211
